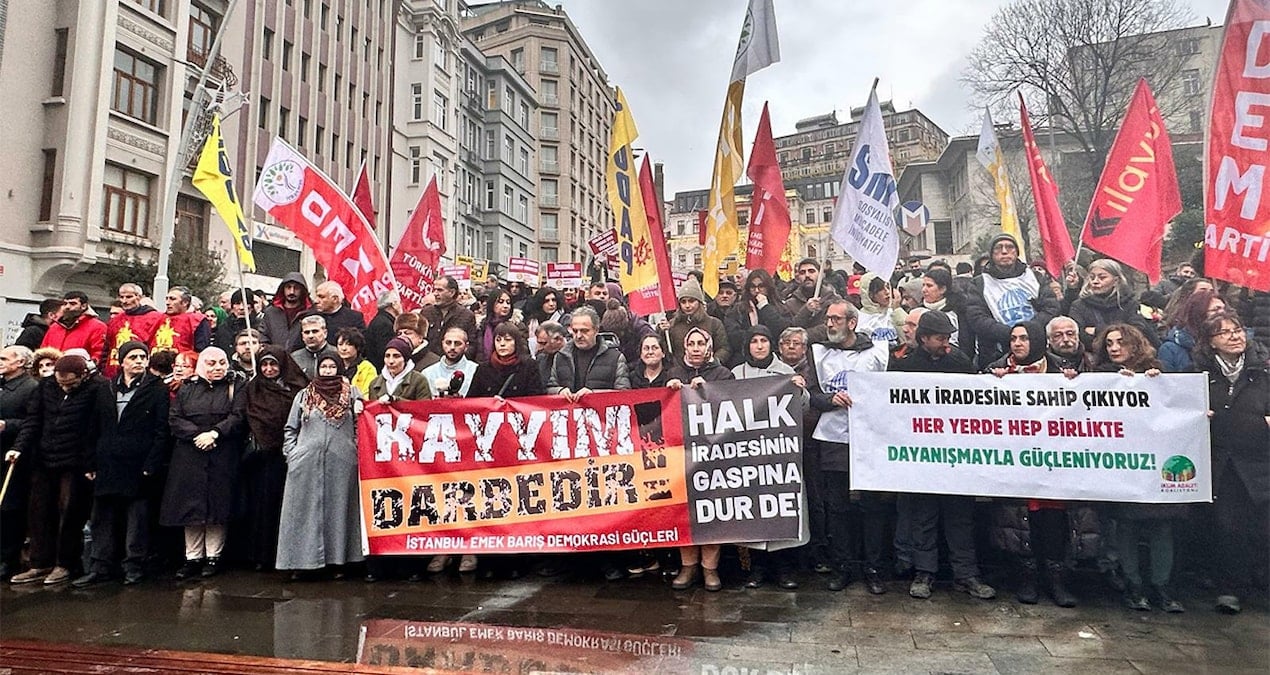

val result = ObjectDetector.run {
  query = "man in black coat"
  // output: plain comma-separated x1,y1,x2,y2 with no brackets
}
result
14,299,62,350
298,281,367,350
6,354,113,585
0,346,39,580
364,290,401,370
74,342,169,587
962,234,1060,367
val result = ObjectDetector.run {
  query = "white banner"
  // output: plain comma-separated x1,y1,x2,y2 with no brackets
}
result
506,257,541,285
847,372,1211,503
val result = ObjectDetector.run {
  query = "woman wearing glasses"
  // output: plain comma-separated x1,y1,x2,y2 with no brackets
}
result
724,270,788,368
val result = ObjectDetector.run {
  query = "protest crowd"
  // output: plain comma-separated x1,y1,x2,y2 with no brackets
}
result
0,234,1267,620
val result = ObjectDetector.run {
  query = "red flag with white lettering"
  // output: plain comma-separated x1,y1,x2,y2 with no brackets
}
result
1080,79,1180,283
390,176,447,312
1204,0,1270,291
352,161,376,230
252,139,396,323
629,155,678,315
1020,96,1074,279
745,103,792,273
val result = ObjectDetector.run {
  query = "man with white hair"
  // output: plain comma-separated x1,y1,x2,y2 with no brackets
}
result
0,345,38,580
299,281,366,344
104,283,163,375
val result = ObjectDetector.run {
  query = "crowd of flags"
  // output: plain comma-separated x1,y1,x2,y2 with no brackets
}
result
189,0,1268,313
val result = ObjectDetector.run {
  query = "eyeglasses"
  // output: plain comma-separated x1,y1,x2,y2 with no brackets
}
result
1212,328,1244,339
825,315,847,323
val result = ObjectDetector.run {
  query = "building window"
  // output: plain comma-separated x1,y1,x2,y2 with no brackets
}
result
1190,110,1203,133
403,147,423,186
485,181,495,210
1182,69,1202,96
504,85,515,112
518,101,529,129
517,195,529,222
541,247,557,263
300,53,310,82
414,33,425,60
411,83,423,120
502,185,514,213
541,46,558,72
254,242,303,279
334,73,341,101
39,150,56,221
503,136,514,164
175,194,208,244
541,213,557,239
346,141,353,169
130,0,165,15
51,29,68,96
297,116,307,147
318,64,327,91
262,28,274,60
103,164,152,237
278,106,289,137
436,35,449,70
541,78,558,105
432,90,448,130
541,111,558,138
315,124,324,154
112,49,160,124
282,40,292,70
822,207,832,222
320,3,329,29
511,47,524,71
518,147,530,175
187,8,219,67
258,96,270,128
804,208,815,224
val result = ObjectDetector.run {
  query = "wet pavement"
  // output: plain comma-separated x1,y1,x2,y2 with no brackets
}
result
1,566,1268,673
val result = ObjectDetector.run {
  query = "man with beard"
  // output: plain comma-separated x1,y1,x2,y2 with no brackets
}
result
547,306,630,400
781,258,838,332
890,307,929,363
364,290,401,370
534,321,568,388
890,311,995,601
41,291,107,359
963,234,1060,366
151,286,211,355
291,317,338,379
261,273,313,351
104,284,164,376
657,277,730,367
74,342,169,587
422,327,478,398
1046,316,1089,373
708,279,738,322
230,329,263,377
421,276,478,357
300,281,366,343
15,299,62,350
807,300,891,593
213,289,260,350
394,312,439,372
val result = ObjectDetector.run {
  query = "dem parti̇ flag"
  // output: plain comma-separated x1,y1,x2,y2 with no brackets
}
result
1019,96,1073,279
252,138,396,322
1081,78,1180,284
702,0,779,296
1205,0,1270,291
390,175,446,313
977,109,1025,259
830,86,899,275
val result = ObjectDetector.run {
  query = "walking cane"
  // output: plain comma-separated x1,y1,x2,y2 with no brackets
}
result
0,460,15,508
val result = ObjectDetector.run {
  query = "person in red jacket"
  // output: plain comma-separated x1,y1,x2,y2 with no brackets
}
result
41,291,107,360
104,283,164,374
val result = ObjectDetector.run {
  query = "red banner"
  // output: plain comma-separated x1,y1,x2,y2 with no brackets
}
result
745,103,792,274
252,139,395,322
1081,79,1181,283
627,156,678,315
1020,96,1074,280
356,379,804,555
390,176,447,312
1205,0,1270,291
352,161,376,230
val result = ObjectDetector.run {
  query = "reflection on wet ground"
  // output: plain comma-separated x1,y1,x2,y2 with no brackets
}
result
2,568,1268,673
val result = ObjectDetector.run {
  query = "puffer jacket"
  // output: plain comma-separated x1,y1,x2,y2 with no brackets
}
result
1158,326,1196,373
12,374,113,472
989,502,1103,560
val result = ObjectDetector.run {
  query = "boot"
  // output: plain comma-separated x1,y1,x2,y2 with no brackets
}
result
671,564,699,590
1045,560,1077,608
1016,558,1039,605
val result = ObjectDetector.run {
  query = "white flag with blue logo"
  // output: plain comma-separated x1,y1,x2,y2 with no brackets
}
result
830,87,900,275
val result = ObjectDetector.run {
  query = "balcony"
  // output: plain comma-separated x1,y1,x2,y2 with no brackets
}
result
540,195,559,208
462,90,484,112
187,48,239,90
540,126,559,140
540,60,560,75
539,160,560,174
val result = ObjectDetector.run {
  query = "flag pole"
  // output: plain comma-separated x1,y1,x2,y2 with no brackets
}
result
153,0,242,301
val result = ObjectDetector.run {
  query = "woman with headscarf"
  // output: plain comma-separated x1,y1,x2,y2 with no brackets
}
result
276,353,364,579
1092,323,1182,612
1193,311,1270,615
366,338,431,403
984,322,1087,607
160,346,247,580
240,345,308,571
1070,259,1158,349
204,307,227,348
473,289,523,363
857,274,906,347
724,270,788,368
666,327,734,591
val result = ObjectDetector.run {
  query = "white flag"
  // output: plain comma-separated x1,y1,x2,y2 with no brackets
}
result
830,88,900,275
975,108,1001,169
730,0,780,82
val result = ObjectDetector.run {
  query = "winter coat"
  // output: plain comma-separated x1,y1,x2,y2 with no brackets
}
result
664,308,731,367
989,501,1103,560
213,313,257,351
276,392,364,569
297,305,366,348
962,263,1060,366
779,285,839,329
12,374,113,472
887,344,975,374
14,314,49,350
1158,326,1197,373
723,303,789,368
94,374,169,498
364,308,397,370
366,370,432,402
291,344,340,380
631,365,672,389
547,342,631,393
470,359,544,399
420,302,478,357
1199,343,1270,506
1237,290,1270,356
667,360,735,384
1068,292,1158,349
160,375,248,527
41,313,107,360
0,373,38,511
260,272,314,351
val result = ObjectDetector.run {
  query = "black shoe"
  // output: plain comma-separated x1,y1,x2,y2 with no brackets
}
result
776,570,799,590
863,568,886,595
602,564,625,581
534,561,564,577
813,562,833,575
175,560,202,581
1152,585,1184,613
1046,561,1077,608
71,572,111,588
1017,559,1039,605
364,573,379,583
827,570,850,592
744,569,764,589
122,571,144,586
200,557,220,578
909,572,934,599
1125,583,1152,611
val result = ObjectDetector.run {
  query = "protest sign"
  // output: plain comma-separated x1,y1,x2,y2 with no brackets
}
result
357,377,804,554
588,229,619,257
847,372,1211,503
439,264,471,291
545,262,584,289
506,257,541,285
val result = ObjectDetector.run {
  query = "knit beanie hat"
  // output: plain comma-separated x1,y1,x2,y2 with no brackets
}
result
678,276,705,303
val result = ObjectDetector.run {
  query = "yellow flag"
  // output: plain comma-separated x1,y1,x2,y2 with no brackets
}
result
976,110,1025,259
192,115,255,271
702,80,746,296
605,88,657,294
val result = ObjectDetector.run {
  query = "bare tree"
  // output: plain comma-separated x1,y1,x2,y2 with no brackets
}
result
963,0,1193,177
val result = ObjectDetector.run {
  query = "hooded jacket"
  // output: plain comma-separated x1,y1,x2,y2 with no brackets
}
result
15,314,50,350
41,312,107,361
963,259,1060,366
856,272,906,346
261,272,313,350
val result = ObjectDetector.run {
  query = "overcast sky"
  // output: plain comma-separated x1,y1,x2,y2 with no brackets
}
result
555,0,1231,196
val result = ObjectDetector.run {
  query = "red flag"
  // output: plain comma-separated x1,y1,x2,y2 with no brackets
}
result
629,155,677,315
352,161,376,230
1080,79,1180,283
744,103,792,273
1205,0,1270,291
1020,95,1074,279
390,177,447,312
697,210,708,247
252,139,395,323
